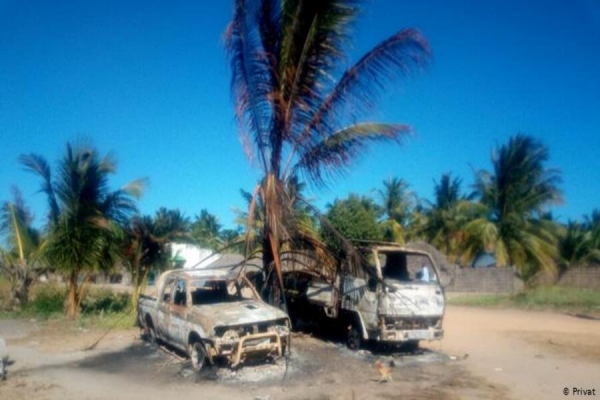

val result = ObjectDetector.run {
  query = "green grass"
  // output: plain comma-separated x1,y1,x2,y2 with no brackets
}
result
448,286,600,314
0,281,137,331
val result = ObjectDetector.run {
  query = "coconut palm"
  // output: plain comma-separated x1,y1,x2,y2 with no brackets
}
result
462,134,562,283
20,143,144,318
557,221,600,273
191,209,223,251
377,177,416,244
584,209,600,252
0,187,46,308
123,208,189,309
226,0,430,305
424,173,475,262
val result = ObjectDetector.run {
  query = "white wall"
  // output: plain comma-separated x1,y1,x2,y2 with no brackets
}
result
170,243,219,269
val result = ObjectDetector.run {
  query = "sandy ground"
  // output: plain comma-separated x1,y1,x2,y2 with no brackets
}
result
0,306,598,400
425,306,600,400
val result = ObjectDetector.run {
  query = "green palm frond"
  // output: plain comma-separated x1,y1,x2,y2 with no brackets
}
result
20,142,142,316
19,154,60,224
464,134,562,280
226,0,431,305
294,123,410,186
296,28,430,150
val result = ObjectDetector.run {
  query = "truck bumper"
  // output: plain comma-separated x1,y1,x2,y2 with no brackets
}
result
380,327,444,342
211,332,288,367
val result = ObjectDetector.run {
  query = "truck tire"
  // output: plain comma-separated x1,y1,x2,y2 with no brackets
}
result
189,341,209,372
145,316,158,346
347,322,362,350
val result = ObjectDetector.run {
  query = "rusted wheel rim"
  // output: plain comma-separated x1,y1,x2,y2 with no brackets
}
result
190,342,207,371
147,325,157,345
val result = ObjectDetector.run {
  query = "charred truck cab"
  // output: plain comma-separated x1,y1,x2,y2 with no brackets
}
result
285,243,445,350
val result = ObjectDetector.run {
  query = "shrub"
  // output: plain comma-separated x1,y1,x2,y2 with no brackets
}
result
27,284,66,317
80,288,130,315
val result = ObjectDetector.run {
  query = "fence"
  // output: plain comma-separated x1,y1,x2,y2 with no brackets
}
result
444,266,600,293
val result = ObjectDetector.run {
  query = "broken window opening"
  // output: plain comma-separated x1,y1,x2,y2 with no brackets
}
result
191,280,242,305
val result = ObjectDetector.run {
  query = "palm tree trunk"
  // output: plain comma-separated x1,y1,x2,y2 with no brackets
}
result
261,232,274,303
260,230,288,312
14,278,32,307
131,267,150,311
130,260,141,311
66,270,79,319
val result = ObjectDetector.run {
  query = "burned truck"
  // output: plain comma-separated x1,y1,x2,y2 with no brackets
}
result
284,243,445,349
137,267,290,370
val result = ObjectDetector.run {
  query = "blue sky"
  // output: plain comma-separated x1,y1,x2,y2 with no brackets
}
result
1,0,599,229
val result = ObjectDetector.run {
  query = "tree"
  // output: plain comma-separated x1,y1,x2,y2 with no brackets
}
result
557,221,600,273
20,143,143,318
0,187,45,308
323,194,382,258
122,208,189,310
557,210,600,272
584,209,600,253
424,173,474,262
226,0,430,305
219,228,245,253
191,209,222,251
377,177,416,244
462,134,562,283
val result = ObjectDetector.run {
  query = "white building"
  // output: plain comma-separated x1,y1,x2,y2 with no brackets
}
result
170,243,219,269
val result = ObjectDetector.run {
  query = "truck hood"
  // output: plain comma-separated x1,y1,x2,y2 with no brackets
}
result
380,279,445,317
190,300,288,331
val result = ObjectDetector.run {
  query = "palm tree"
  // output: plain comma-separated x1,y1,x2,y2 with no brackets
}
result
0,187,45,308
462,134,562,283
424,173,474,262
191,209,223,251
377,177,416,244
226,0,430,305
557,221,600,273
20,143,144,318
584,209,600,253
123,208,189,309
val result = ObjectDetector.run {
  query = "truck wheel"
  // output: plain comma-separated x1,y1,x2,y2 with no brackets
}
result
189,341,208,372
145,317,158,346
347,323,362,350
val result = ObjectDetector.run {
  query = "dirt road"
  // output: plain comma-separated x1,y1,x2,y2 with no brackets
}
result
1,306,598,399
425,306,600,400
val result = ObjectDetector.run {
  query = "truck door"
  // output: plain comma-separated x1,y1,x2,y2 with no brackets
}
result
169,278,188,347
157,277,176,339
341,276,378,333
357,277,378,332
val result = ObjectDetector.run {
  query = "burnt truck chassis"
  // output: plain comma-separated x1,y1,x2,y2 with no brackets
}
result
284,244,446,349
138,268,291,370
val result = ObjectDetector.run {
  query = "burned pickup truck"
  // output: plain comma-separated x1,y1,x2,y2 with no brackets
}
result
138,267,290,370
284,243,445,350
